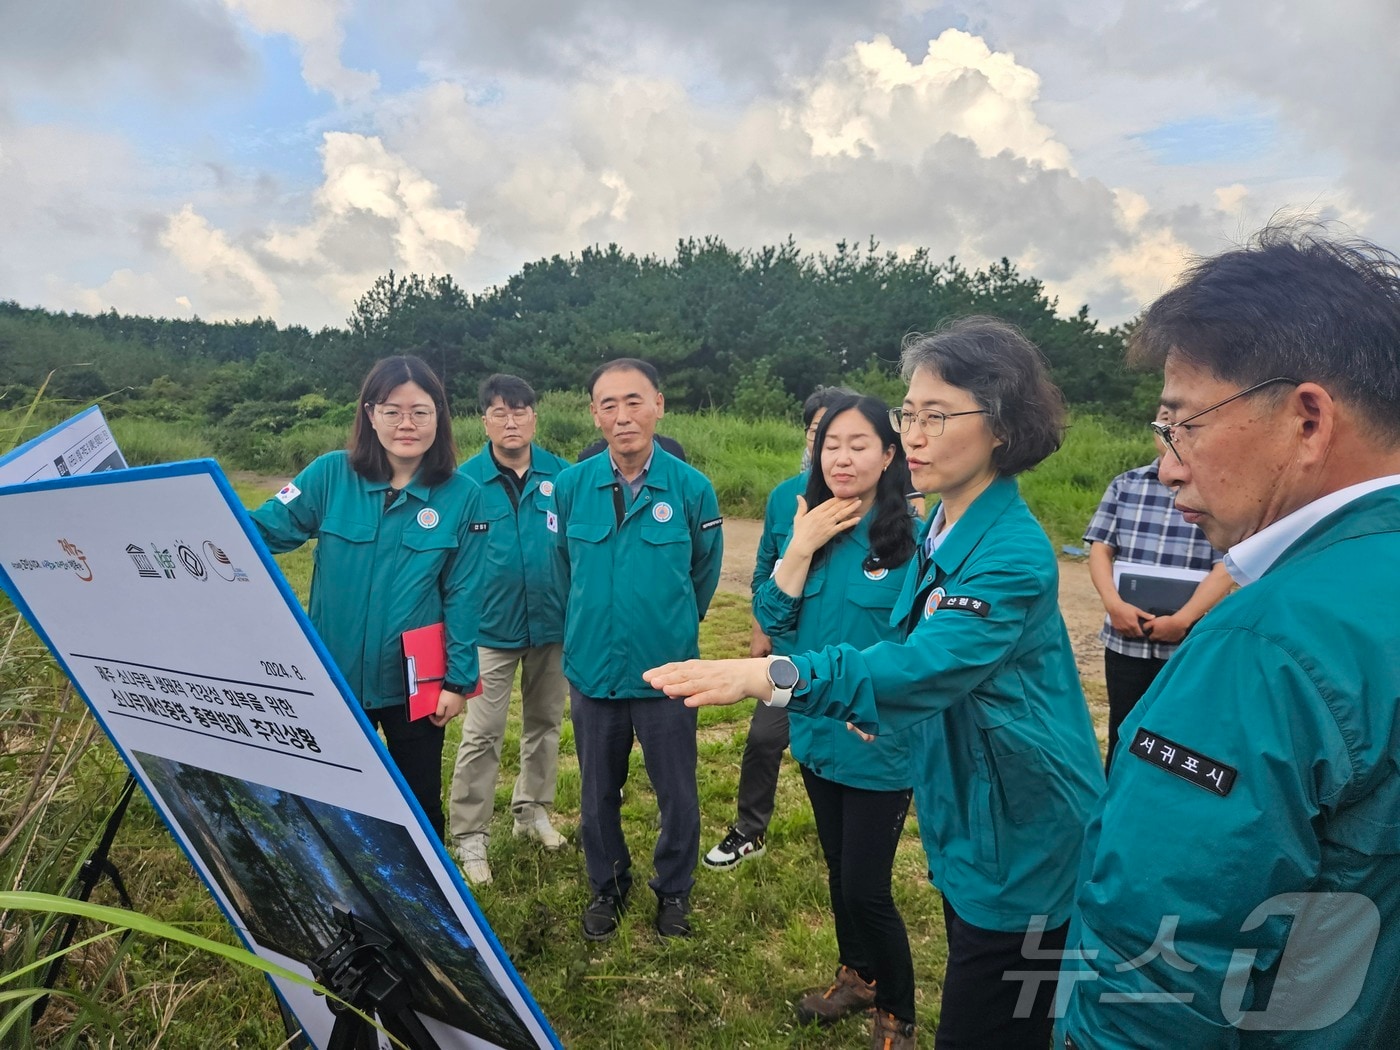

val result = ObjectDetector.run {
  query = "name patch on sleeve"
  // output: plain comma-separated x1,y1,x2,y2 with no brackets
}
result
701,517,723,531
1129,727,1237,797
925,591,991,618
469,522,490,533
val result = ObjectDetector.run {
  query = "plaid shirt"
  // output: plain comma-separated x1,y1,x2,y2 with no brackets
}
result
1083,460,1222,659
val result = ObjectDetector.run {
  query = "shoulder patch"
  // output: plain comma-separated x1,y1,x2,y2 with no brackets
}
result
701,517,723,531
924,591,990,617
469,521,490,533
275,482,301,505
1129,727,1237,796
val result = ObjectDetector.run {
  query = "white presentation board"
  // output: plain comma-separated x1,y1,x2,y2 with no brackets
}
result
0,403,127,484
0,459,558,1049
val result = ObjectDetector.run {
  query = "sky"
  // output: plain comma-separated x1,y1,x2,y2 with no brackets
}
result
1,0,1394,330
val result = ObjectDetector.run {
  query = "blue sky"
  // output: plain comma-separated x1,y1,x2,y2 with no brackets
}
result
1,0,1391,328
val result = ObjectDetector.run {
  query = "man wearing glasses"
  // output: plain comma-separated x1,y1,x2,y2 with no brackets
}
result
448,374,572,885
1060,225,1400,1047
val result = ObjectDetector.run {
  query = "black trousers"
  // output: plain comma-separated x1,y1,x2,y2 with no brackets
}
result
801,765,916,1023
935,897,1067,1050
570,688,699,900
369,704,447,839
734,701,790,837
1103,648,1168,772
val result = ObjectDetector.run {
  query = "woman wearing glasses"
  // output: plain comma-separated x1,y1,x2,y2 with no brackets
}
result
251,355,484,839
754,393,919,1037
647,318,1103,1049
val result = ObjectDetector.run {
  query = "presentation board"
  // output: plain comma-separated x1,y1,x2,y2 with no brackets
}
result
0,459,558,1049
0,404,126,484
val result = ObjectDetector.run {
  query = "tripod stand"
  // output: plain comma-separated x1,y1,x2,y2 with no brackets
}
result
30,772,138,1026
309,905,441,1050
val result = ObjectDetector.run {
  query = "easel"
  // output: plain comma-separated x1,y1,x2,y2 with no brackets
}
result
309,905,441,1050
30,773,138,1026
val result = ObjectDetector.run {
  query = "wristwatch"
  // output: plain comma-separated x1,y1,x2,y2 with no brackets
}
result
764,656,801,708
443,681,470,695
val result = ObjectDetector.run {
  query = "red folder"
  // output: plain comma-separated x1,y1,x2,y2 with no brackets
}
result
402,622,447,721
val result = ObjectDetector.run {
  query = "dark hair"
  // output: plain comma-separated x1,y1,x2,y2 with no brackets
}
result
479,373,536,413
802,385,857,428
1129,221,1400,445
587,357,661,397
348,355,458,485
900,317,1065,475
804,394,916,573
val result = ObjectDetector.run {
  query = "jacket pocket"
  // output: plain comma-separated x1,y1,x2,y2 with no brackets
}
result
567,522,612,545
319,516,376,544
402,529,460,553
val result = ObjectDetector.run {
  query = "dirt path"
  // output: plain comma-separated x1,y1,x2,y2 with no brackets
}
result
719,518,1104,686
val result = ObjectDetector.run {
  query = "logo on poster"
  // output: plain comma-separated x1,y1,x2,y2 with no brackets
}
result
202,540,249,582
126,543,161,579
57,539,93,581
176,543,208,582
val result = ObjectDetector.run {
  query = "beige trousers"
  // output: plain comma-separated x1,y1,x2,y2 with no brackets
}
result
447,643,566,842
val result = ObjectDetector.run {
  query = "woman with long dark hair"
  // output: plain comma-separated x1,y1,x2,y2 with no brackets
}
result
251,355,484,838
752,394,919,1038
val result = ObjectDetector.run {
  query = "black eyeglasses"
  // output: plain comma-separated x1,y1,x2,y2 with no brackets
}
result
1150,376,1300,463
889,407,990,438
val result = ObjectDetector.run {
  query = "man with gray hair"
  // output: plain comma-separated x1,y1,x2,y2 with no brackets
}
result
1061,225,1400,1047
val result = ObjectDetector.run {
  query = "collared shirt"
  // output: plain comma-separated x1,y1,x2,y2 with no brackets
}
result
1224,474,1400,585
1084,459,1222,659
609,449,655,502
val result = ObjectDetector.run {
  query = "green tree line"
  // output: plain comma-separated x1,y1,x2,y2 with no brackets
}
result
0,237,1159,436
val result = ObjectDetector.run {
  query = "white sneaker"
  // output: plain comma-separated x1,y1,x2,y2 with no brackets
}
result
451,834,492,885
513,813,567,850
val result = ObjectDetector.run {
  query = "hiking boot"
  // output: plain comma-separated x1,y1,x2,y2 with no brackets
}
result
450,834,492,886
703,826,765,870
513,812,567,850
654,895,692,938
869,1008,917,1050
582,893,626,941
796,965,877,1025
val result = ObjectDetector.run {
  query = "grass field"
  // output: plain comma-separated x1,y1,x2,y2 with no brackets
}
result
0,411,1141,1047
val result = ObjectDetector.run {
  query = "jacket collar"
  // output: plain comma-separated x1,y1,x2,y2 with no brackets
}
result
923,476,1019,577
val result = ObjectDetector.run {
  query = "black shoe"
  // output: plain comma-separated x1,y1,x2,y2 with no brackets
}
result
582,893,625,941
655,895,691,938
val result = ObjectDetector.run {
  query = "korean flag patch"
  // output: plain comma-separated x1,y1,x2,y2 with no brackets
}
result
546,510,558,533
276,482,301,505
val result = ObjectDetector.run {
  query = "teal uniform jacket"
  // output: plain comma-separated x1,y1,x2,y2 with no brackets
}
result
786,476,1104,930
1061,486,1400,1048
551,447,724,698
753,513,914,791
752,472,807,657
458,443,570,649
250,451,485,710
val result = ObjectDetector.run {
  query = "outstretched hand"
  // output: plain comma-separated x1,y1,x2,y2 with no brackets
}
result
644,658,773,708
